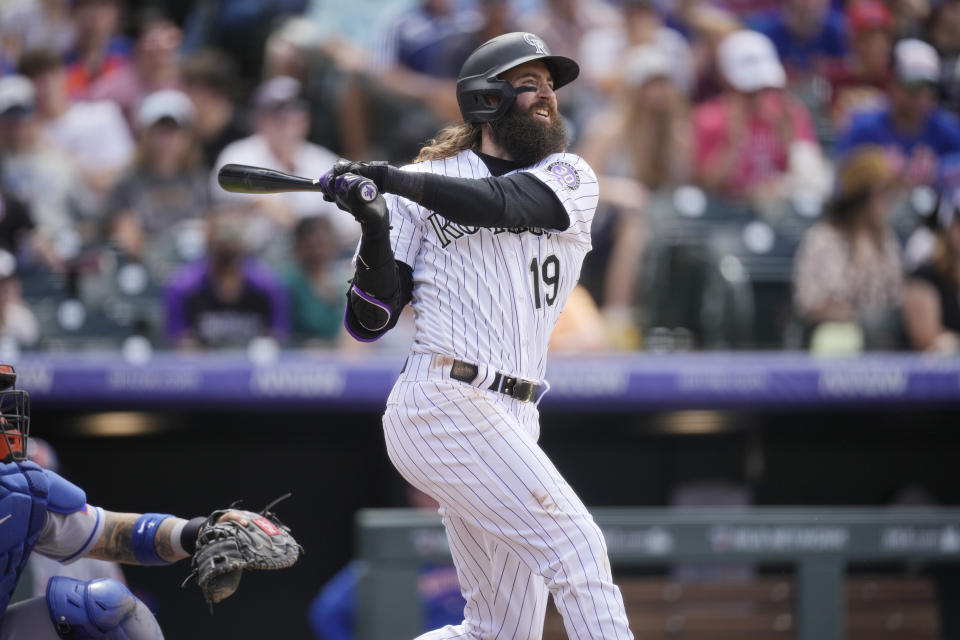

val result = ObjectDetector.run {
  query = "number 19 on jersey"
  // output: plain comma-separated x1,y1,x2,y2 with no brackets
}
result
530,254,560,309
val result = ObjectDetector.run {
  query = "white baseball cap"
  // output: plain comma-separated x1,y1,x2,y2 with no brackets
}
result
893,38,940,85
624,45,673,88
253,75,305,110
0,75,36,117
717,30,786,93
136,89,195,129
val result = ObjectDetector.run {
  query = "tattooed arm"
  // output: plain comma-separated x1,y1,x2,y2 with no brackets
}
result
85,512,188,564
85,510,251,565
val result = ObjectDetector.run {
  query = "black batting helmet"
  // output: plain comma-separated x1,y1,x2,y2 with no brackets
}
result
456,32,579,123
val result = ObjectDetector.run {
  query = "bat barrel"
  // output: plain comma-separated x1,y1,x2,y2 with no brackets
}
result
217,164,323,194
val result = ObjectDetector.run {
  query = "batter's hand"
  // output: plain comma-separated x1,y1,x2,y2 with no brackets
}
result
329,173,389,228
331,158,390,191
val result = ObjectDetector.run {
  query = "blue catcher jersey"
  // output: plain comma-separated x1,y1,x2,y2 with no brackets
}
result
0,460,50,619
0,461,87,623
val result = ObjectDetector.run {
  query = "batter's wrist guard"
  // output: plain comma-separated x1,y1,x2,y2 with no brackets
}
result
354,207,396,287
358,162,390,191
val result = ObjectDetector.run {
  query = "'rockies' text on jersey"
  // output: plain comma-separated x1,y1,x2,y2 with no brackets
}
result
385,150,598,381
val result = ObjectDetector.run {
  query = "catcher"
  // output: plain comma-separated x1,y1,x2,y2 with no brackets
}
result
0,364,301,640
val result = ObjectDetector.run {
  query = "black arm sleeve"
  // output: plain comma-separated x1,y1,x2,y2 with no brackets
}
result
352,219,395,296
384,170,569,231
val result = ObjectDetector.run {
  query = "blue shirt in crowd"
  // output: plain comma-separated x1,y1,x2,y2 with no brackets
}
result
308,561,465,640
377,6,481,77
749,9,848,72
836,107,960,158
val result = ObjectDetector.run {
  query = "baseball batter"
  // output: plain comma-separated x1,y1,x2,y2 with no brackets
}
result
326,32,633,640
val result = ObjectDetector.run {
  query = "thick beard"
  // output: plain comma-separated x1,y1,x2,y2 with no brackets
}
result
489,100,568,166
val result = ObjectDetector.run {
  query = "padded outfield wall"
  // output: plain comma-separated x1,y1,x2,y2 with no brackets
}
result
21,351,960,639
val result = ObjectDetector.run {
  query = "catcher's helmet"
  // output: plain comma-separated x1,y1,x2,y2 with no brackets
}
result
0,364,29,463
456,32,579,123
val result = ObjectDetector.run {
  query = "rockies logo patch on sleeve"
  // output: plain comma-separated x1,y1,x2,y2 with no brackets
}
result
547,161,580,191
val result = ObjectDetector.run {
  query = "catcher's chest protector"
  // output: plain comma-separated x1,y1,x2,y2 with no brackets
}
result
0,461,49,623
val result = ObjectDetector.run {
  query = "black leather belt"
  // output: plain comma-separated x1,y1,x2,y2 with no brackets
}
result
449,359,542,403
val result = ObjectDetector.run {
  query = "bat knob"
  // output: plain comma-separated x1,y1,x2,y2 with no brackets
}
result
357,180,378,203
333,173,378,205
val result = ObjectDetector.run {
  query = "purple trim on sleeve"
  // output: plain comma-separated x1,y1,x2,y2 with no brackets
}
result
343,306,383,343
350,285,392,330
344,285,394,343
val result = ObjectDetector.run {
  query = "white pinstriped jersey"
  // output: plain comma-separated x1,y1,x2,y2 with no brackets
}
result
386,150,598,380
381,149,634,640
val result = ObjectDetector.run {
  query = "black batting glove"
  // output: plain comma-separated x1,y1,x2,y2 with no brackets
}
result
331,173,389,230
320,159,421,212
331,159,391,192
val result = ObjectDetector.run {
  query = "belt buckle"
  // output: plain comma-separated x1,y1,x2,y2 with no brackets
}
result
512,379,536,403
495,372,537,403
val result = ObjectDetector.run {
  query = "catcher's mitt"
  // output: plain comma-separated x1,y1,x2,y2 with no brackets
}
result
182,493,303,609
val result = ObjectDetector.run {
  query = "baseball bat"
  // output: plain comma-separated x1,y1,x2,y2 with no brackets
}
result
217,163,325,194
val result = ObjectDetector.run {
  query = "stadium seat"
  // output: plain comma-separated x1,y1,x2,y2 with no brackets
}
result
541,576,940,640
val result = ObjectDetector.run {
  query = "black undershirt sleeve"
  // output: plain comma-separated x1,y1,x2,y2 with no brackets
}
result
385,170,569,231
344,162,569,340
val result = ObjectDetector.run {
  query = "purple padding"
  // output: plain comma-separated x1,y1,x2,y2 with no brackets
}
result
13,353,960,411
343,306,382,343
350,285,392,329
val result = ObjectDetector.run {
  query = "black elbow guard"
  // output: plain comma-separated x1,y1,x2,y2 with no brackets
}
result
344,261,413,342
349,284,395,332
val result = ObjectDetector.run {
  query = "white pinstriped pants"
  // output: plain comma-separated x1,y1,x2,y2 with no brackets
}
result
383,354,633,640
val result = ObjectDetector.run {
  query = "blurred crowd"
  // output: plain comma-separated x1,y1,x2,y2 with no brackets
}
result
0,0,959,356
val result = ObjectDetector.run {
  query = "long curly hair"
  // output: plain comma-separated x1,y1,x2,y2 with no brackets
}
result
415,122,483,162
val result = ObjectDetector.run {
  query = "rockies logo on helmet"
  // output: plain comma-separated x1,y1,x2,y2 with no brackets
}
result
523,33,548,55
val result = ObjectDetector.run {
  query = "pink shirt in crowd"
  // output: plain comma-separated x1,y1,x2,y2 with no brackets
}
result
692,90,817,200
